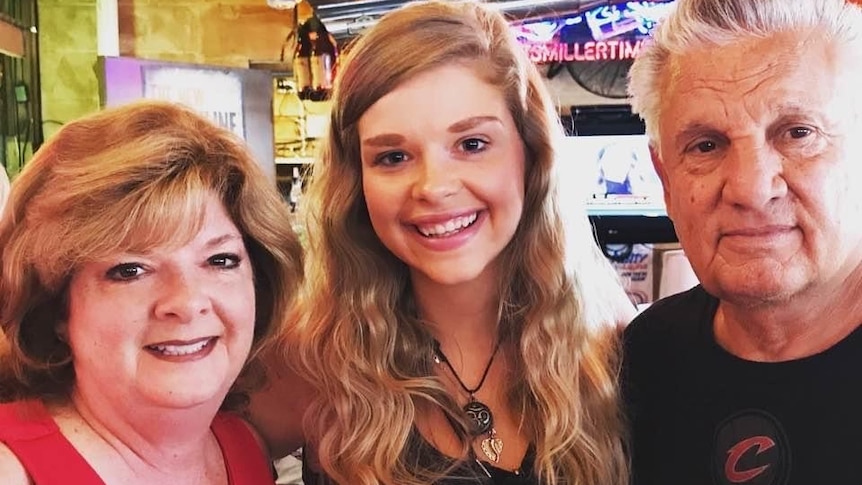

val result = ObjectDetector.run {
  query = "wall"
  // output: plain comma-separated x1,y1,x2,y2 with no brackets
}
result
37,0,100,139
37,0,294,140
118,0,293,67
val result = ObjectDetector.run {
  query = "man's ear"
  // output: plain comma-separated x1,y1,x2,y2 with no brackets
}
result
649,144,673,217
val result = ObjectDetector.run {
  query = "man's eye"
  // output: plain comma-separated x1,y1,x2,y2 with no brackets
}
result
788,127,812,139
694,140,717,153
209,253,241,269
106,263,144,281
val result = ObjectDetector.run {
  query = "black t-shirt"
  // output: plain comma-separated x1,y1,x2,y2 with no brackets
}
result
623,285,862,485
302,430,538,484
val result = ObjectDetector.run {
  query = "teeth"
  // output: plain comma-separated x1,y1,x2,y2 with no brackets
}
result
418,212,478,237
149,339,211,356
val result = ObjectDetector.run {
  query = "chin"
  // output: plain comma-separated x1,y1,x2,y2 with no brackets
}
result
142,371,239,411
148,386,232,411
423,268,486,287
711,276,810,307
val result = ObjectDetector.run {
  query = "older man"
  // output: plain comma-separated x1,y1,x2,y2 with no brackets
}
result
623,0,862,483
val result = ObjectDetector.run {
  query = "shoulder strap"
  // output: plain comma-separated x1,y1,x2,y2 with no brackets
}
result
211,412,274,485
0,400,105,485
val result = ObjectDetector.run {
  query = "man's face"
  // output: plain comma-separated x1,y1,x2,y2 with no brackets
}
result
653,30,862,306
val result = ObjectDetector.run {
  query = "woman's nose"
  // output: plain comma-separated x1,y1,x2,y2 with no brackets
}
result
153,270,212,323
411,153,462,202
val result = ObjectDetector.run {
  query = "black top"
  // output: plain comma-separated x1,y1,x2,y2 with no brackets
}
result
303,428,538,484
623,285,862,485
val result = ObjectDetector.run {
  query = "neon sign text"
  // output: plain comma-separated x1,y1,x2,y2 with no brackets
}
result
524,39,645,64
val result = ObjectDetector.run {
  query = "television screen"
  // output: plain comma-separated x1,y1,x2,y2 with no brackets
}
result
567,134,664,216
557,131,678,244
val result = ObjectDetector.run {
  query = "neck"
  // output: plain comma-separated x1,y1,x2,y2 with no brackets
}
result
64,387,222,481
412,272,500,347
412,271,503,387
714,268,862,362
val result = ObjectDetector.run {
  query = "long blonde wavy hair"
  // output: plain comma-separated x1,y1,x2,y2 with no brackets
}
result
290,1,630,483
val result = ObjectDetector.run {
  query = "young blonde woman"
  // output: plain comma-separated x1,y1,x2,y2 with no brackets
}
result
250,2,634,483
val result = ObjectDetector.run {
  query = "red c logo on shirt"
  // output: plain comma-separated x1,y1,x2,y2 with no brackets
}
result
725,436,776,483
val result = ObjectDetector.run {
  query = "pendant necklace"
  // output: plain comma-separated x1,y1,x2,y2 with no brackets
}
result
432,338,504,463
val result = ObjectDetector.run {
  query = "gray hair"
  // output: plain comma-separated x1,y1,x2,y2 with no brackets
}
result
628,0,862,146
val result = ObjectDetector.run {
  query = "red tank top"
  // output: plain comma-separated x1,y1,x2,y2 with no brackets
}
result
0,400,274,484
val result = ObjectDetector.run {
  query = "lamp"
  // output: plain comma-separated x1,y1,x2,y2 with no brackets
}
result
267,0,298,10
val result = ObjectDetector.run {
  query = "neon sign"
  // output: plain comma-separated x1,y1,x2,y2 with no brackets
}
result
512,1,674,64
525,39,645,63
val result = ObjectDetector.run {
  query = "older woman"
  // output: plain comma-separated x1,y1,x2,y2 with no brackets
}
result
0,101,303,484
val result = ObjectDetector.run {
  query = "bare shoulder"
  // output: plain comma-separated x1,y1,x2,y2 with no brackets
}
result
0,442,31,485
247,346,317,459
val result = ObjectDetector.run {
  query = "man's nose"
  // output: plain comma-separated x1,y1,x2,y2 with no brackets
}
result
721,141,788,210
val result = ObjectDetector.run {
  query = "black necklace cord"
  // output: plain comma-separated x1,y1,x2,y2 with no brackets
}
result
433,338,504,453
433,339,502,396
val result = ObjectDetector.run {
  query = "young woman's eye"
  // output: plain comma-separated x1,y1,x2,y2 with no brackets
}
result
209,253,241,269
106,263,145,281
375,151,408,166
460,138,488,153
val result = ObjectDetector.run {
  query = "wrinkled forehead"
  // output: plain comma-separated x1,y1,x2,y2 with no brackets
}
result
658,32,859,138
667,32,826,93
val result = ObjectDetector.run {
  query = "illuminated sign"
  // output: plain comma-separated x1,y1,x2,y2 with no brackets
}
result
525,39,646,63
143,67,246,140
512,1,674,64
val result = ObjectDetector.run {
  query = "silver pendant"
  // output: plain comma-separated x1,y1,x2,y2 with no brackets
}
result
480,428,503,463
464,399,493,436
